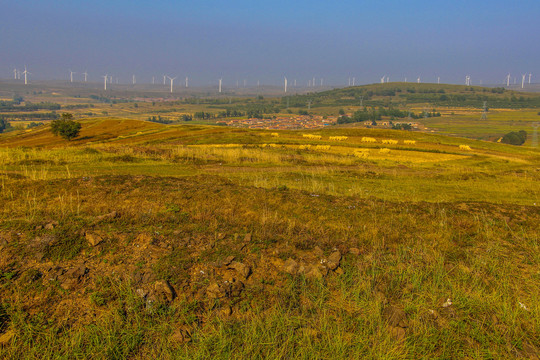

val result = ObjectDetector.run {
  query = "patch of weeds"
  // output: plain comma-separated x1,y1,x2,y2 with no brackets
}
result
80,147,100,155
108,155,140,163
45,224,86,261
152,248,192,284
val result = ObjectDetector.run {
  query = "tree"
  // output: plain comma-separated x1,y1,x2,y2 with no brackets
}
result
50,113,81,141
0,119,10,133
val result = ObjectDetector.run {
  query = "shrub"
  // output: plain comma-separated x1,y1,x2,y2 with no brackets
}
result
501,130,527,145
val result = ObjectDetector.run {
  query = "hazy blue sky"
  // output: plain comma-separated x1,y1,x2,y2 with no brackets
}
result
1,0,539,86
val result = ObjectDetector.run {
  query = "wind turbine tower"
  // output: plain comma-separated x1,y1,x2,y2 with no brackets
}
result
380,75,385,84
22,67,29,85
163,75,166,85
506,74,511,87
437,77,440,84
417,77,420,83
13,69,17,80
219,78,222,93
529,73,532,84
102,75,108,90
69,70,76,83
83,71,88,82
166,76,176,93
185,77,189,88
132,75,136,85
352,77,355,86
284,77,288,93
522,74,526,89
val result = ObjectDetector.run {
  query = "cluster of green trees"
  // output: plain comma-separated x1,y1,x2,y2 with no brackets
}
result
147,116,173,124
194,112,214,119
0,112,60,121
217,109,245,118
501,130,527,145
0,101,60,112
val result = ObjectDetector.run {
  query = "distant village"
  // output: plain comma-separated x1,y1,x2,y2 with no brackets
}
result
217,114,424,130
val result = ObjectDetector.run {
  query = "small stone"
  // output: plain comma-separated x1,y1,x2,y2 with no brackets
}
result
229,280,244,297
154,280,175,303
95,211,117,221
136,288,147,299
304,265,323,280
66,265,88,279
228,261,251,280
244,233,252,242
223,256,235,266
349,247,360,255
170,326,191,344
0,330,15,346
220,305,232,317
327,251,342,270
382,305,408,328
441,298,452,308
388,326,406,341
85,232,103,247
207,282,226,299
44,221,58,230
283,258,299,275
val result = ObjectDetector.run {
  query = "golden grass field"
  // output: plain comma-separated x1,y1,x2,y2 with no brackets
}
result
0,116,539,359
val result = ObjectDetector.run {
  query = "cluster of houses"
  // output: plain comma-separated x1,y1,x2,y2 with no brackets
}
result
219,115,338,130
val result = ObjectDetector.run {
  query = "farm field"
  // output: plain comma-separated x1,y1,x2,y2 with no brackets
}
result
0,119,539,359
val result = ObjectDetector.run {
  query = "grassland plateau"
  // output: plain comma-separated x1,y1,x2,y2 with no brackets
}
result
0,83,539,359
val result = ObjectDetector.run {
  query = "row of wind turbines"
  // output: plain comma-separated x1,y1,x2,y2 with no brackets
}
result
10,68,535,93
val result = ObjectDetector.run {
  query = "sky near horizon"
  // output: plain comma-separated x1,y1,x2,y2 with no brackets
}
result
1,0,539,86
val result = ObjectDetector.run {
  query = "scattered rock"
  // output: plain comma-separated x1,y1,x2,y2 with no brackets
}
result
60,265,88,290
85,232,103,247
283,258,299,275
382,305,408,328
228,261,251,280
388,326,406,342
441,298,452,308
0,330,15,346
154,280,175,303
223,256,235,266
136,288,147,299
220,305,232,317
206,282,227,299
244,233,252,242
303,265,323,280
327,251,342,270
349,247,360,255
44,221,59,230
229,280,244,297
94,211,117,222
169,326,192,344
313,246,324,257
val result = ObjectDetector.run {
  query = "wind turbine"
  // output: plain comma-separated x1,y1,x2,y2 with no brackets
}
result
352,77,355,86
13,68,17,80
102,75,108,90
166,76,176,93
380,75,385,84
163,75,166,85
83,71,88,82
437,77,440,84
521,74,526,89
69,70,76,83
185,77,189,88
506,73,511,87
417,77,420,83
529,73,532,84
219,78,222,93
22,66,30,85
284,77,288,93
152,76,155,85
132,75,136,85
